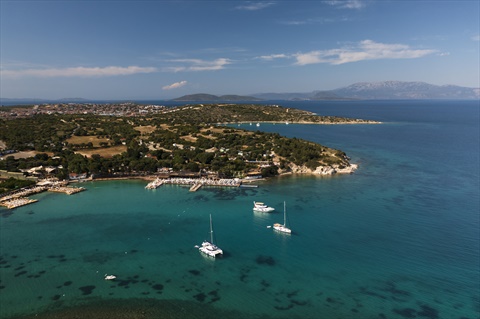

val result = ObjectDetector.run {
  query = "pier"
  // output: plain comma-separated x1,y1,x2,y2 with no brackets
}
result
48,186,85,195
0,197,38,209
0,183,86,209
146,177,241,191
145,179,164,189
189,183,203,192
0,186,48,201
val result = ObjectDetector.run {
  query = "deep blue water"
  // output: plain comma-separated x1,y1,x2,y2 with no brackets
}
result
0,100,479,319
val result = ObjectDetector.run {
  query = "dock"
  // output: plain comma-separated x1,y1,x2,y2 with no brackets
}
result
146,177,241,191
189,183,203,192
0,183,86,209
0,186,48,201
0,197,38,209
48,186,85,195
145,179,164,189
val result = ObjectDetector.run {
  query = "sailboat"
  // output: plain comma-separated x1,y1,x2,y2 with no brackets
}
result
198,214,223,258
273,201,291,234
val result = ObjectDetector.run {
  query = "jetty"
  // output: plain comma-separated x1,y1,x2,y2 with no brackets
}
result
189,183,203,192
0,183,86,209
0,186,48,202
145,179,164,189
48,186,85,195
0,197,38,209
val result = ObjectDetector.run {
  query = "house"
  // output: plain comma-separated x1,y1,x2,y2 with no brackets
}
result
69,172,87,180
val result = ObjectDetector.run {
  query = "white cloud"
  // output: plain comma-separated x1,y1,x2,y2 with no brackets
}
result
1,66,157,77
472,34,480,41
166,58,231,72
235,2,275,11
162,80,187,90
327,0,366,9
280,16,346,26
294,40,436,65
257,54,288,61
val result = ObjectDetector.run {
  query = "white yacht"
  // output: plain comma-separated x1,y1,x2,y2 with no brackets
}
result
273,201,291,234
253,201,275,213
199,214,223,258
104,274,116,280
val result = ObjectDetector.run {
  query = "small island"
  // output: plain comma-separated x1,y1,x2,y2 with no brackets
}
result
0,103,380,198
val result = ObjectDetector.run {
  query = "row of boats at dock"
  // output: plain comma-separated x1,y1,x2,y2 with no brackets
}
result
198,200,291,259
145,177,241,190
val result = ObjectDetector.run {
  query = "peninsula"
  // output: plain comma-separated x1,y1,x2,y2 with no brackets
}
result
0,103,379,189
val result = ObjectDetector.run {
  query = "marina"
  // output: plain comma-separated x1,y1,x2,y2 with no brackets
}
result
145,177,242,190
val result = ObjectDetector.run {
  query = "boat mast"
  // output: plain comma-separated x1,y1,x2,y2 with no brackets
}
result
209,214,213,243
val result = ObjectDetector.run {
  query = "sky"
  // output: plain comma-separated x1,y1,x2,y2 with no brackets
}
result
1,0,479,100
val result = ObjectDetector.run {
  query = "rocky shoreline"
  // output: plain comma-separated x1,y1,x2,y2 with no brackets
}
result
284,163,358,175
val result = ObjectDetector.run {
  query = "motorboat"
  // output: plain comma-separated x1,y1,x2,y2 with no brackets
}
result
253,201,275,213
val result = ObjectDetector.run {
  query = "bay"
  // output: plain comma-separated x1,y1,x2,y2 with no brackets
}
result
0,100,478,319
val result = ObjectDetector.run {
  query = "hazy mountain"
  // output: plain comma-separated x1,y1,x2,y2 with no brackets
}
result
251,81,479,100
172,93,262,101
328,81,479,100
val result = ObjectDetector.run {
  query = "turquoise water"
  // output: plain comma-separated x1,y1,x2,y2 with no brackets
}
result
1,100,479,319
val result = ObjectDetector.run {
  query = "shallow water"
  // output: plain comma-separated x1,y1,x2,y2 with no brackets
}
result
1,100,479,319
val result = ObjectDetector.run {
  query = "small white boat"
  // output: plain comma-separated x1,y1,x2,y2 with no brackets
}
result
253,201,275,213
256,123,260,127
273,201,291,234
198,214,223,258
104,274,116,280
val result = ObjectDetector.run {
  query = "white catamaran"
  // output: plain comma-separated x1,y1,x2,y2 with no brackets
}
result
273,201,291,234
198,214,223,258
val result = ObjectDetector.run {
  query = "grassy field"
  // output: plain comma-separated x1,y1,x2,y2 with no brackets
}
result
134,125,156,135
66,135,111,147
75,145,127,158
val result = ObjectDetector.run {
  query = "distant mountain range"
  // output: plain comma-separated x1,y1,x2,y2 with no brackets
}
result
174,81,479,101
2,81,479,104
251,81,479,100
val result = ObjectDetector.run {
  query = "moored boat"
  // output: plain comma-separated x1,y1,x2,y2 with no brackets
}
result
199,214,223,258
253,201,275,213
273,201,291,234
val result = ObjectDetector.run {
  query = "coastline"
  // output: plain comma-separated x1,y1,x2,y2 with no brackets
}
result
221,120,382,125
87,163,358,185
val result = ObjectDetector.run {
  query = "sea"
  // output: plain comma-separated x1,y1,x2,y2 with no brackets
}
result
0,100,479,319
